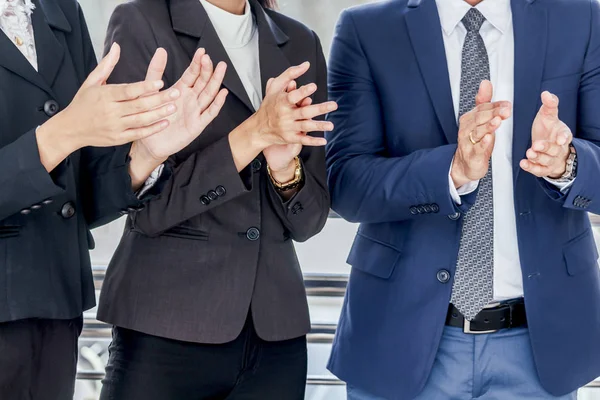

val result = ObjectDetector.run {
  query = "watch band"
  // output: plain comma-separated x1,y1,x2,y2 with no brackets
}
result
267,157,303,191
560,145,578,180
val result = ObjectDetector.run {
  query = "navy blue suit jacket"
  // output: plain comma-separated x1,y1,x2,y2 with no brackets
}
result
325,0,600,398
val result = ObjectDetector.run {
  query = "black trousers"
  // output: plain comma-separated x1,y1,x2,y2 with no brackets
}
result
0,317,82,400
100,317,308,400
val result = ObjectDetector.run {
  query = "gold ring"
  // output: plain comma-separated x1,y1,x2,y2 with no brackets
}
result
469,131,478,145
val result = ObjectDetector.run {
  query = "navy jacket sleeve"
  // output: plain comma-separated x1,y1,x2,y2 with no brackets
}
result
265,31,330,242
325,10,470,224
543,0,600,215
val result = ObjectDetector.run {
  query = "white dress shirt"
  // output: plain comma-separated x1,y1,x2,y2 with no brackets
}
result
437,0,573,300
200,0,262,110
0,0,37,70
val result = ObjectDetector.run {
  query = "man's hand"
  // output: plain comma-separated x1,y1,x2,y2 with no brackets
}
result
520,91,573,178
36,43,180,172
451,80,512,188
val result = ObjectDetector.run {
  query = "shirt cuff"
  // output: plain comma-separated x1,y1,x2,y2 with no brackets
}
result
543,176,576,194
449,158,479,205
137,164,164,199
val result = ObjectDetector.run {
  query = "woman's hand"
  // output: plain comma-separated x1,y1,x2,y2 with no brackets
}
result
133,48,229,164
36,43,180,172
251,62,337,150
263,82,313,183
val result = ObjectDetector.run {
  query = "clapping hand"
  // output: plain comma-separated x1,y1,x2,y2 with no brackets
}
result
257,62,338,182
131,47,229,164
451,80,512,188
520,91,573,178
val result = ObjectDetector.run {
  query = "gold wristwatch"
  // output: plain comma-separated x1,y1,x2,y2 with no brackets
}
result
267,157,303,191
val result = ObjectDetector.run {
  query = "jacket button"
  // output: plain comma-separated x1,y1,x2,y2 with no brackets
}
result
437,269,451,284
44,100,60,117
20,209,31,215
60,202,76,219
291,202,304,215
431,204,440,213
417,205,426,214
423,205,432,213
216,186,226,197
246,227,260,241
42,199,53,205
31,204,42,210
200,195,211,206
448,212,461,220
207,190,219,201
251,159,262,172
410,206,419,215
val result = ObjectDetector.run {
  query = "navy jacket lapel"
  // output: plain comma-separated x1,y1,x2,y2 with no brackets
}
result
511,0,547,182
405,0,458,144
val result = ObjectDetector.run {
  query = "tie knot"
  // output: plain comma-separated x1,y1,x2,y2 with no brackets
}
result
462,8,486,32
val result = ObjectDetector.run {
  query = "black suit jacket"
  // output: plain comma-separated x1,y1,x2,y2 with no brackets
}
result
0,0,153,323
97,0,330,343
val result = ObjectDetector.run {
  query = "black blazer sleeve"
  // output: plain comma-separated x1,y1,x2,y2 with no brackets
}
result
74,4,162,228
103,3,253,236
265,32,330,242
0,128,67,222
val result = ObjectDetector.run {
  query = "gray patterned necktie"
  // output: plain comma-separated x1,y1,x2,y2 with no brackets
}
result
450,8,494,321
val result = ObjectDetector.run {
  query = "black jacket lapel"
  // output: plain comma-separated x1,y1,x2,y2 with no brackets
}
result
250,0,290,99
33,0,70,89
171,0,254,112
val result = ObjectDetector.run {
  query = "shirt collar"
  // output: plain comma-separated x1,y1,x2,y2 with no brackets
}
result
199,0,255,49
435,0,511,36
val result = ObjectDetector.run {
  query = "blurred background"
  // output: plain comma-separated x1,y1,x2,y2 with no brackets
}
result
76,1,600,399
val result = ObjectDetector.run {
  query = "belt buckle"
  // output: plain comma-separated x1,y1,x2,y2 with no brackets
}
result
463,319,498,334
463,303,500,335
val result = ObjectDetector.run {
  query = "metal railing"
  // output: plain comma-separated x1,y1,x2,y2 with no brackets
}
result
82,268,600,390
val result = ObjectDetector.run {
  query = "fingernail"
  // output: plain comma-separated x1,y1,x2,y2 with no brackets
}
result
328,103,337,111
552,94,558,102
154,81,163,89
170,89,180,99
160,120,169,128
167,104,176,112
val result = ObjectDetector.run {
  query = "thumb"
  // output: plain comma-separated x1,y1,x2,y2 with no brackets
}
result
145,48,168,82
82,43,121,89
539,91,559,119
475,80,493,106
266,78,274,93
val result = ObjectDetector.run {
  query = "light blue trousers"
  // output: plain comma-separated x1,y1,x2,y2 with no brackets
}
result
347,326,578,400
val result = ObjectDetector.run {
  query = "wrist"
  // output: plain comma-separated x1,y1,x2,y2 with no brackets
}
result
128,141,165,191
269,158,297,183
450,162,470,189
36,115,79,172
241,115,271,151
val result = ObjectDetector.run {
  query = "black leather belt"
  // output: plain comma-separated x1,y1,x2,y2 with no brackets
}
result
445,300,527,334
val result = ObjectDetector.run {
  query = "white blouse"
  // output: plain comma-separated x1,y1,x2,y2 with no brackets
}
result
0,0,37,70
199,0,262,111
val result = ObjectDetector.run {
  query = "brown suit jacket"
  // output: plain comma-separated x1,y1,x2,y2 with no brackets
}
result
97,0,330,343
